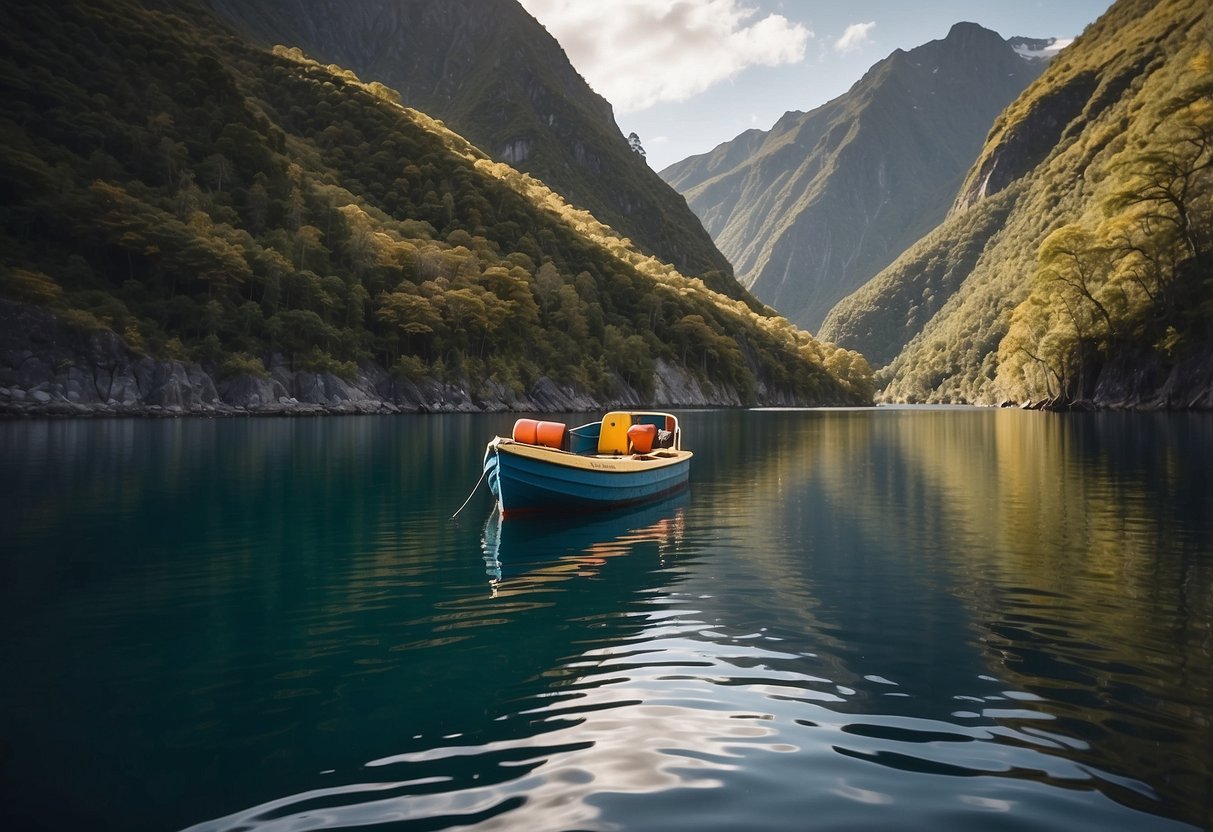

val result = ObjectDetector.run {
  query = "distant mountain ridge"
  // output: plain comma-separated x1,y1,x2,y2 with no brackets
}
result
823,0,1213,408
661,22,1041,333
203,0,742,295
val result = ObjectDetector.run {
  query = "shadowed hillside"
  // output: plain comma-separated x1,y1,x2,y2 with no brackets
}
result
0,0,874,416
202,0,744,299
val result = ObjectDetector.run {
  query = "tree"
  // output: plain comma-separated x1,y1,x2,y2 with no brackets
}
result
1035,225,1117,341
604,324,655,396
200,152,235,194
376,290,442,340
479,266,539,328
627,132,646,158
268,308,333,360
1107,132,1211,263
998,293,1070,402
534,261,563,316
294,225,327,272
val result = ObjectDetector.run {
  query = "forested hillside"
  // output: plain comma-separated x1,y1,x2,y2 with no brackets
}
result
824,0,1211,408
662,23,1039,333
0,0,874,415
202,0,742,296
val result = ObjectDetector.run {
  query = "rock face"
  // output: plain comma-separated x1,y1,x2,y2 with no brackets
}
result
953,71,1100,211
0,300,777,417
203,0,740,294
1087,349,1213,410
661,22,1041,332
1013,346,1213,411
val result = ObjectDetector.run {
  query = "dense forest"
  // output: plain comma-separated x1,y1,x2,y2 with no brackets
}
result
201,0,741,292
994,37,1212,404
820,0,1211,408
0,0,874,412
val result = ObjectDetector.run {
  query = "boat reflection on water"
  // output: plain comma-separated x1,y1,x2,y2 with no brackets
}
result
481,492,689,596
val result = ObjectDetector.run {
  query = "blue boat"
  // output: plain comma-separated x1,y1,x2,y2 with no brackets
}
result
482,411,692,517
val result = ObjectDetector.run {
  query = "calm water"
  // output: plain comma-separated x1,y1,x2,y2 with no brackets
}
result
1,408,1210,831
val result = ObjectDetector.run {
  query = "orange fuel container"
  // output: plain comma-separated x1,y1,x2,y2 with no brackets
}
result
512,418,538,444
535,420,566,449
513,418,566,449
627,423,656,453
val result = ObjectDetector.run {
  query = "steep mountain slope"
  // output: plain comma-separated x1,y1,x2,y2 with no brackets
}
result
202,0,742,297
825,0,1211,407
0,0,873,415
662,23,1040,332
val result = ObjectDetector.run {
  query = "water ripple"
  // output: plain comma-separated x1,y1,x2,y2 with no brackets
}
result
2,412,1209,832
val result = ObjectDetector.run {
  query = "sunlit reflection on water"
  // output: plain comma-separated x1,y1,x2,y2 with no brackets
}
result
0,410,1209,831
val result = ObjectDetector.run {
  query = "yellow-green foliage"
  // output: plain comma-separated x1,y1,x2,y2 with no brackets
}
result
218,351,269,379
868,0,1212,404
0,268,65,305
223,2,736,283
995,42,1213,402
0,0,873,405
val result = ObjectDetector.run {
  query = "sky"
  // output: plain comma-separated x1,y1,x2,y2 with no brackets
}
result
517,0,1114,172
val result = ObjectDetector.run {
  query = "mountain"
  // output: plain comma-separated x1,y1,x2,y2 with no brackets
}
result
822,0,1212,408
661,22,1041,333
0,0,874,416
201,0,743,298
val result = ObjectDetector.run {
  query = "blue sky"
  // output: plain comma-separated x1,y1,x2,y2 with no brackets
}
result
518,1,1114,172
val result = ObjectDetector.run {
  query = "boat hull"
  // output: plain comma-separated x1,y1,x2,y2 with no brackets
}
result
484,440,691,517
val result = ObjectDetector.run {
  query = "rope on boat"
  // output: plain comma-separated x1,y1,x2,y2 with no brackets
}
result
451,439,498,520
450,466,488,520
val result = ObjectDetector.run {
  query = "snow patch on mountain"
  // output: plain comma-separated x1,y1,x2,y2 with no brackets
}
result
1009,36,1073,63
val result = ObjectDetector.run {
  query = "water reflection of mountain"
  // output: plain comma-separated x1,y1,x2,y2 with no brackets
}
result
0,416,701,832
4,412,1210,830
682,408,1212,827
0,415,494,622
183,499,698,831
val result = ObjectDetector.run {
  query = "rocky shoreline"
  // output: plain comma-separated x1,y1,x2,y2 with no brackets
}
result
10,299,1205,418
0,300,771,418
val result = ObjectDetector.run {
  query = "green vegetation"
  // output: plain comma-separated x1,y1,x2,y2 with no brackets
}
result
997,48,1212,403
831,0,1211,405
203,0,740,292
818,191,1016,368
0,0,873,406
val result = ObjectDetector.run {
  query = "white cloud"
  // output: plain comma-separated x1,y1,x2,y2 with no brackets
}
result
834,21,875,53
519,0,812,113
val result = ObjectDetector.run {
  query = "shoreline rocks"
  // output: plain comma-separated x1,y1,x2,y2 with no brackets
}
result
0,300,772,419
